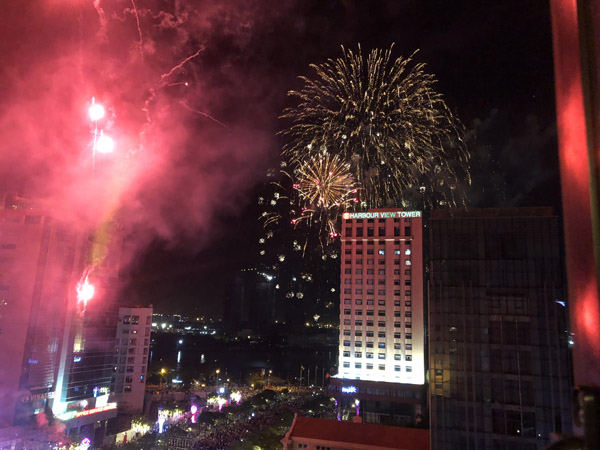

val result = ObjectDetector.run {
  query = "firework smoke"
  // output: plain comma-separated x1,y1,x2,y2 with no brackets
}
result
280,44,470,209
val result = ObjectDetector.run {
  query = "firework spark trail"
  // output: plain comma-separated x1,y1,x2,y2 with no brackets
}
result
280,44,470,209
130,0,144,62
179,100,229,129
92,0,108,41
160,48,205,82
143,48,205,124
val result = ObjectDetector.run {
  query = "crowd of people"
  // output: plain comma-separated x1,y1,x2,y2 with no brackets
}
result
190,389,330,450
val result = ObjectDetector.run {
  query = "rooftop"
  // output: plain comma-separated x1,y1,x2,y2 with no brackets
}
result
282,415,429,450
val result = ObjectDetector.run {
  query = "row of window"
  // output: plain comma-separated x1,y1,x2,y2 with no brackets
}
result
344,248,412,255
342,362,413,372
344,259,412,266
118,338,150,346
344,226,412,237
344,268,412,276
342,320,414,331
343,288,413,295
114,356,148,365
121,327,151,336
343,341,414,350
342,352,413,360
343,299,413,308
344,279,412,288
342,331,412,340
122,315,152,325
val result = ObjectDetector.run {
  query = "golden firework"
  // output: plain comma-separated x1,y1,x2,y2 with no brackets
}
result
280,44,470,208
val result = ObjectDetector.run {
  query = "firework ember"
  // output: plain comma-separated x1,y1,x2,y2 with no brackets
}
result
76,274,95,306
280,45,470,208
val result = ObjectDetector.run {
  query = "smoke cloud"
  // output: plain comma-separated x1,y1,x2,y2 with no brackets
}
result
0,0,294,271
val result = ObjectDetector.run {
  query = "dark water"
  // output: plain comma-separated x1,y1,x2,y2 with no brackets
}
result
148,331,339,386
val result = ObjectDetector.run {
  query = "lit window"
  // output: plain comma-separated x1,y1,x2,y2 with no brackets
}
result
394,250,401,255
366,353,373,359
378,250,385,255
405,248,411,255
394,354,401,360
405,260,412,266
378,353,385,359
378,342,386,349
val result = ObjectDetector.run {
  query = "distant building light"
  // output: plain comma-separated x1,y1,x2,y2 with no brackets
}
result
341,386,357,394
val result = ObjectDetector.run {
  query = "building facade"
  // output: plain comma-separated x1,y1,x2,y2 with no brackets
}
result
111,306,153,414
428,208,573,450
333,209,425,424
0,195,90,427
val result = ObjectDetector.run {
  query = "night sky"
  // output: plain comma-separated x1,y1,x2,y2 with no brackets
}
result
1,1,560,317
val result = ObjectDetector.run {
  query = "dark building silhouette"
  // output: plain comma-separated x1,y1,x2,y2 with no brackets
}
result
428,208,572,450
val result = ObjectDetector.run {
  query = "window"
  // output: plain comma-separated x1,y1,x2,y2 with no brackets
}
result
394,343,401,350
405,248,411,255
366,363,374,369
366,310,374,316
344,299,351,305
405,355,412,361
378,249,385,255
367,259,374,265
405,280,411,286
394,250,401,255
405,344,412,350
378,342,386,349
405,260,412,266
378,278,385,285
343,340,351,347
378,289,386,295
355,363,362,369
344,330,351,336
394,354,401,360
395,365,401,372
394,322,401,328
394,332,401,339
356,269,363,274
366,320,373,326
343,362,350,368
406,366,412,372
344,309,351,315
378,300,385,306
405,311,412,318
378,321,386,327
378,353,386,359
394,227,400,236
367,279,374,285
367,299,374,305
356,259,363,264
366,331,374,337
367,228,374,237
394,311,401,317
406,290,412,296
378,269,385,275
345,228,352,236
344,279,352,284
406,323,412,328
378,310,385,316
355,341,362,347
356,228,363,237
394,290,401,296
406,333,412,339
394,260,400,265
366,352,373,359
355,299,363,305
355,330,363,337
378,331,386,338
394,300,401,307
355,289,363,294
355,320,363,326
356,248,363,255
378,259,385,264
367,269,374,275
367,248,374,255
404,226,411,235
405,301,412,307
356,279,363,285
344,288,351,294
379,364,386,370
127,357,135,363
366,342,374,348
355,352,362,358
405,269,411,276
126,366,134,373
355,309,363,315
394,269,401,275
343,351,350,357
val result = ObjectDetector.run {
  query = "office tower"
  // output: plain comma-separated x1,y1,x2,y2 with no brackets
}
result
112,306,153,414
428,208,573,450
0,195,90,427
331,209,426,425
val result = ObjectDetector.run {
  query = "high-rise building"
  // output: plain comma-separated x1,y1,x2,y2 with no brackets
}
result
112,306,153,414
331,209,426,425
428,208,573,450
0,195,90,427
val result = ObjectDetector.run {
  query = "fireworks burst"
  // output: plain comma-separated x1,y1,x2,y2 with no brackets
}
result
295,153,357,209
280,44,470,209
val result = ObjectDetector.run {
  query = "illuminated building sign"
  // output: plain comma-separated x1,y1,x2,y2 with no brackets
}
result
75,403,117,418
341,386,357,394
343,211,421,220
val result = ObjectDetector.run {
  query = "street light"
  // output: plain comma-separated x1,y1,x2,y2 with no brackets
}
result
268,369,272,388
215,369,220,384
160,368,166,390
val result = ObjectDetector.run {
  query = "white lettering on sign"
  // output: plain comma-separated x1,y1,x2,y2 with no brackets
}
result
342,211,421,220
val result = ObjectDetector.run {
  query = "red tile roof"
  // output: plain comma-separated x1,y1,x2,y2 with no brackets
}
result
287,416,429,450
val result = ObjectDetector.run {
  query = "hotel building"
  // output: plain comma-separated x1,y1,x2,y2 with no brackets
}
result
331,209,425,425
